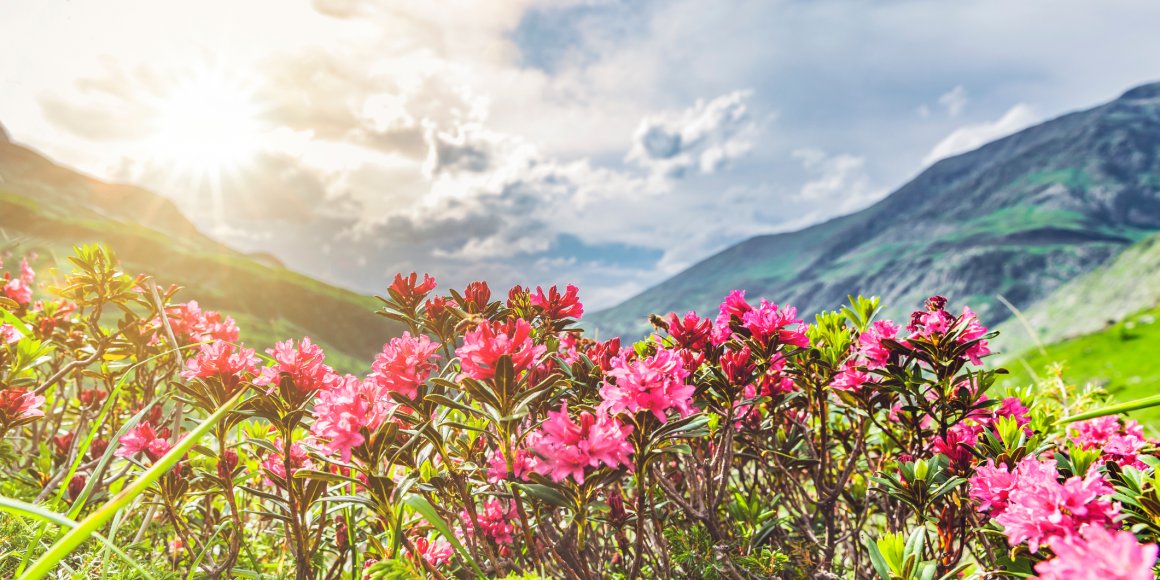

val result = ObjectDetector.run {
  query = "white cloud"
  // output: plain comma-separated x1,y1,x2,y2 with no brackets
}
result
625,90,758,180
791,148,881,212
938,85,968,117
922,104,1040,165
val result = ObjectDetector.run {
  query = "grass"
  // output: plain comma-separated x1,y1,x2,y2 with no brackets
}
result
999,304,1160,427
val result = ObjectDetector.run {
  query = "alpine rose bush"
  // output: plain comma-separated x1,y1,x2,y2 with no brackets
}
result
1,245,1158,579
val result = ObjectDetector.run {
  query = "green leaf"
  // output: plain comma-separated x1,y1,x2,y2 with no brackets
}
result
402,494,484,578
20,389,248,580
0,496,156,580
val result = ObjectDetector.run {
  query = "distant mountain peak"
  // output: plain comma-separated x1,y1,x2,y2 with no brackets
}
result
1120,81,1160,101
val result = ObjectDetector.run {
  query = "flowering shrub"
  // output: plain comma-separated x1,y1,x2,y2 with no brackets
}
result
0,245,1158,579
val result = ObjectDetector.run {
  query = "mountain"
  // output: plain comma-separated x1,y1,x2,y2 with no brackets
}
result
587,82,1160,339
993,230,1160,424
0,127,397,373
993,230,1160,358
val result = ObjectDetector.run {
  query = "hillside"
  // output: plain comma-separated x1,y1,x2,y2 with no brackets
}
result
587,82,1160,338
993,230,1160,357
0,127,397,373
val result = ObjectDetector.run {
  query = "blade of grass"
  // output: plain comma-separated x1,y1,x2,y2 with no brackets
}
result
19,389,247,580
0,497,156,580
402,494,484,578
1057,391,1160,425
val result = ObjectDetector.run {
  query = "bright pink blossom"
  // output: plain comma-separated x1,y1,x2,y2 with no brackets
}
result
957,306,992,365
263,439,313,485
414,536,453,567
389,272,437,310
163,301,239,344
456,319,546,381
462,499,516,545
969,459,1019,514
487,433,541,483
831,362,872,392
989,457,1118,552
668,311,712,351
367,333,440,401
2,258,34,305
1071,417,1150,469
600,348,696,422
530,284,584,320
0,323,21,344
1035,525,1158,580
254,337,340,395
712,290,753,344
311,375,397,461
740,299,810,349
116,422,173,461
0,387,45,424
532,404,633,484
180,342,258,392
857,320,901,369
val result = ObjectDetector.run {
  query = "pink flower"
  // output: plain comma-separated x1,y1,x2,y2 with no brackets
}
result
254,337,340,395
857,320,901,369
532,404,633,484
831,362,873,392
456,319,546,381
389,272,437,310
530,284,584,320
2,258,34,305
116,422,173,461
600,348,696,422
462,499,516,545
957,306,991,365
991,457,1118,552
712,290,753,345
180,342,258,393
487,433,541,483
460,281,492,313
367,333,441,401
668,311,712,351
721,347,756,387
930,422,984,467
414,536,453,567
969,459,1019,514
162,301,239,344
1071,417,1150,469
0,387,45,427
311,375,397,461
1035,525,1158,580
741,299,810,349
0,323,21,344
263,439,313,485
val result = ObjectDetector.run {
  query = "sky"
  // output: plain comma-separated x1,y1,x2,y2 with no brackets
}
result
2,0,1159,309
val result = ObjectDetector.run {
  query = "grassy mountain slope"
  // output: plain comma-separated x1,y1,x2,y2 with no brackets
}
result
0,130,396,373
1000,304,1160,425
993,230,1160,357
588,82,1160,339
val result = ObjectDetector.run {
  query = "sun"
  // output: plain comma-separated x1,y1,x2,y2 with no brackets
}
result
150,71,263,180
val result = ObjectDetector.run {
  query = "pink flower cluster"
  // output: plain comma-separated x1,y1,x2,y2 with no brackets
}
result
908,297,991,365
532,404,633,484
487,433,541,483
0,387,45,424
1035,524,1158,580
2,257,35,306
1070,416,1150,469
367,332,440,401
530,284,584,320
116,422,173,462
311,374,397,461
456,319,546,381
462,498,516,545
969,456,1118,552
163,301,239,344
254,337,340,395
600,348,696,422
710,291,809,348
180,342,259,392
262,439,313,485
